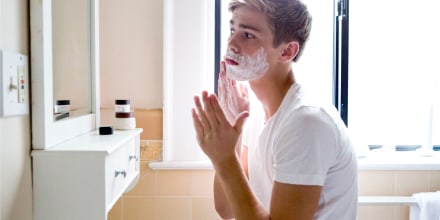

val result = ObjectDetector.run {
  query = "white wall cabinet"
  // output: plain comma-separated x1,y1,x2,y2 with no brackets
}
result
32,128,142,220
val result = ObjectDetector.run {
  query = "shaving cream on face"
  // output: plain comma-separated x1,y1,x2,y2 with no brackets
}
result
225,47,269,81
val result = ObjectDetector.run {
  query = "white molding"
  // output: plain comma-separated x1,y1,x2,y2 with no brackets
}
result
162,0,174,162
91,0,100,124
162,0,215,161
149,153,440,170
149,160,213,170
30,0,100,150
358,151,440,170
358,196,417,206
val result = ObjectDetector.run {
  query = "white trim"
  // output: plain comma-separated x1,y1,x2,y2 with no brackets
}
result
148,160,440,171
358,151,440,170
358,196,417,206
30,0,100,150
90,0,100,124
149,160,213,170
149,152,440,170
162,0,174,162
162,0,215,161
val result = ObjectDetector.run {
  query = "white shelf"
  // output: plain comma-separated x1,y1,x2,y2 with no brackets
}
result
32,128,142,220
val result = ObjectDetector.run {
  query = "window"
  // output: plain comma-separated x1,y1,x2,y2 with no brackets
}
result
347,0,440,152
161,0,215,163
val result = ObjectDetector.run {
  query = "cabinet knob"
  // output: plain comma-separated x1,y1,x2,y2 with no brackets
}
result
115,170,127,178
129,155,137,161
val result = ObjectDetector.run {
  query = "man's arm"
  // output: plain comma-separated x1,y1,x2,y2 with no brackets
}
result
270,182,322,220
214,154,322,220
214,155,268,220
214,145,248,219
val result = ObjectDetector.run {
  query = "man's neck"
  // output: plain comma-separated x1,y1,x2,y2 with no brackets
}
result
249,68,295,121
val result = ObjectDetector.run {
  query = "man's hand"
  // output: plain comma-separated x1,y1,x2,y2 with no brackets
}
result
191,91,248,165
218,61,250,124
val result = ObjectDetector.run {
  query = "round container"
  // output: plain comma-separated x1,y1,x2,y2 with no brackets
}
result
54,100,70,114
114,112,136,130
115,99,130,113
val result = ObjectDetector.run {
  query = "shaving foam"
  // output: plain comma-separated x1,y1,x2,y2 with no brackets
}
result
225,47,269,81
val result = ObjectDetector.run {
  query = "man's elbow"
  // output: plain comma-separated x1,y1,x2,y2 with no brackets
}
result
215,202,234,220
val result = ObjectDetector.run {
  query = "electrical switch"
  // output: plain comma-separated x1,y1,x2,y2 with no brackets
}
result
0,50,29,117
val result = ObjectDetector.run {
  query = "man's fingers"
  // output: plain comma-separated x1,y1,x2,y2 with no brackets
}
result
194,95,211,131
220,61,226,77
209,93,229,125
191,108,205,142
202,91,220,127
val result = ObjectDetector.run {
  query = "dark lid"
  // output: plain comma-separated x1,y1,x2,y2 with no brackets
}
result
56,100,70,105
99,126,114,135
115,99,130,105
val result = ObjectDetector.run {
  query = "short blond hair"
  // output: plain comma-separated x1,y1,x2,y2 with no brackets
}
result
228,0,312,62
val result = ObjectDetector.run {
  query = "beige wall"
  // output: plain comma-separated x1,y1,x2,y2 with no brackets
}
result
358,171,440,220
99,0,163,110
110,165,222,220
0,0,33,220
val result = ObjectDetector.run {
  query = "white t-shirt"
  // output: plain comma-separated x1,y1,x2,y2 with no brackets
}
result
243,83,358,220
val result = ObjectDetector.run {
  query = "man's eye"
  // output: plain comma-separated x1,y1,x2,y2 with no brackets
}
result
245,33,255,38
230,29,235,35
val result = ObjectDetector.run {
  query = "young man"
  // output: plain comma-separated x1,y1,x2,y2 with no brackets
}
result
192,0,358,219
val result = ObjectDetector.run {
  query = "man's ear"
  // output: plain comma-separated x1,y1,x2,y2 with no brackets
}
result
280,41,299,63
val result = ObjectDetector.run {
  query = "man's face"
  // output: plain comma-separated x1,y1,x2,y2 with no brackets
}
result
224,6,278,81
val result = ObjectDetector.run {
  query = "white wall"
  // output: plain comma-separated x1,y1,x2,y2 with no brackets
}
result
0,0,33,219
0,0,3,217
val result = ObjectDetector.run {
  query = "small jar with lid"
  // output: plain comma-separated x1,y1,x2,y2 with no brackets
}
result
54,100,70,114
114,112,136,130
115,99,130,113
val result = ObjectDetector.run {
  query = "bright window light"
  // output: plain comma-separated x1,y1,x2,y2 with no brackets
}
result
348,0,440,151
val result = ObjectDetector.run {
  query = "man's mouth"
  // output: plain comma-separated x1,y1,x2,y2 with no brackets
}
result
224,57,239,65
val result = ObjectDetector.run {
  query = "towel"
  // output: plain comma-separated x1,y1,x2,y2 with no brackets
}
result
410,191,440,220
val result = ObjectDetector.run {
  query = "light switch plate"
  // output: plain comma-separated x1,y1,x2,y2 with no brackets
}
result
0,50,30,117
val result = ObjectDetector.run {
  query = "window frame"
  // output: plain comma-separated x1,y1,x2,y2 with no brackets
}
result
334,0,349,124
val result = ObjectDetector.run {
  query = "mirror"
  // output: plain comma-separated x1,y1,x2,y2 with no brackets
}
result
30,0,100,150
52,0,92,120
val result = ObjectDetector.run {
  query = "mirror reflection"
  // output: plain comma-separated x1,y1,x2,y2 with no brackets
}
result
52,0,92,120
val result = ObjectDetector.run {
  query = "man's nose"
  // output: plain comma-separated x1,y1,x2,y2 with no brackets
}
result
227,35,240,54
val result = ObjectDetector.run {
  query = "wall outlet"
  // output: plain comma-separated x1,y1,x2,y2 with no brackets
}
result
0,50,30,117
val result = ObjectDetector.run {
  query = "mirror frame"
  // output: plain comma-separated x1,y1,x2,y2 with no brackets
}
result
30,0,100,150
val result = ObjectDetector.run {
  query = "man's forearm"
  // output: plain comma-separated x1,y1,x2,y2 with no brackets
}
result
213,155,269,220
214,143,249,219
214,174,234,219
